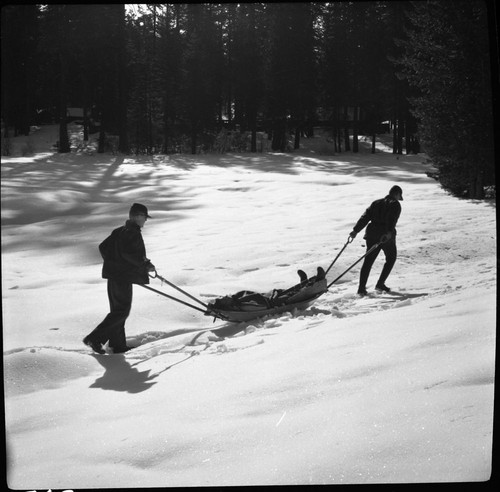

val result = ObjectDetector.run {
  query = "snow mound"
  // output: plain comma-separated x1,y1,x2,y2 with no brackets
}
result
4,347,101,396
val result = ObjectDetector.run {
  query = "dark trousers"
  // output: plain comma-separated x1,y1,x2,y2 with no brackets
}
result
87,279,132,351
358,237,397,290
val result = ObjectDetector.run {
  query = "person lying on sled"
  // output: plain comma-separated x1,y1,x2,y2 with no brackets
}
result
210,266,326,312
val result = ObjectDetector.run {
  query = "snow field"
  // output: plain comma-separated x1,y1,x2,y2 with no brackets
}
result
2,124,495,487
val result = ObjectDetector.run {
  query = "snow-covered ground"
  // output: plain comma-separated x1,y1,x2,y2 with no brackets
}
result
2,125,495,488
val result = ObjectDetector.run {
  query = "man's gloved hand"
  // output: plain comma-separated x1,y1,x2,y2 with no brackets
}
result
349,230,357,239
380,232,392,243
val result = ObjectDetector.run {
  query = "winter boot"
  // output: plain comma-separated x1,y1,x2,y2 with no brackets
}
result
297,270,308,282
83,336,105,354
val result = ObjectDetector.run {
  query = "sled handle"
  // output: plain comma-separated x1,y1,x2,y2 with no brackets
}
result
325,236,353,275
149,271,210,310
327,241,381,289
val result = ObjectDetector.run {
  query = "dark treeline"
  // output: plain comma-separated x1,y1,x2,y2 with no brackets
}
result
1,2,496,198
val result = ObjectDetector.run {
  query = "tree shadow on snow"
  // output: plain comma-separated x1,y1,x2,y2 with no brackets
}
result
166,146,432,185
89,354,159,393
1,153,196,228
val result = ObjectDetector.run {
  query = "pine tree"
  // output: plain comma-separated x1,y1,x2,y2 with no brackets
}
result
1,5,39,139
398,0,494,198
230,3,265,151
157,4,185,153
180,4,224,153
115,5,129,153
264,3,317,152
39,5,71,153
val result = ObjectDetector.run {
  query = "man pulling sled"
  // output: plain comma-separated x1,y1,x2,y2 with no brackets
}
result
83,184,404,352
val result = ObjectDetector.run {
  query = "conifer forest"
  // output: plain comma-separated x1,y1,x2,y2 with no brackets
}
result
1,2,497,198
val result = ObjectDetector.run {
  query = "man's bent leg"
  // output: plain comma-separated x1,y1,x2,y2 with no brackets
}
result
85,280,132,349
377,240,397,287
358,240,381,292
106,280,133,352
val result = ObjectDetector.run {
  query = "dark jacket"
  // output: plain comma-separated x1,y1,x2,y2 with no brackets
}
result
353,195,401,241
100,220,153,284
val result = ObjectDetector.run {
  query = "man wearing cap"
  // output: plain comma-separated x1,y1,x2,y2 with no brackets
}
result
83,203,156,354
349,185,403,296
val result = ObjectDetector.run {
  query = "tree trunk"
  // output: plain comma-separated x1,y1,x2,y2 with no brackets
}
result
98,126,106,153
343,106,350,151
97,78,106,154
250,129,257,152
147,100,153,154
352,106,359,153
58,53,70,153
469,170,484,199
337,119,342,152
117,4,128,154
162,101,169,154
404,118,410,155
392,120,398,154
332,109,339,152
294,125,301,150
272,118,286,152
83,105,89,142
191,124,197,154
332,125,338,153
82,73,90,141
249,103,257,152
397,120,404,154
393,119,403,155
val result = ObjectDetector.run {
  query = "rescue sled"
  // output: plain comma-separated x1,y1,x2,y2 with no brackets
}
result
141,236,383,325
204,267,328,323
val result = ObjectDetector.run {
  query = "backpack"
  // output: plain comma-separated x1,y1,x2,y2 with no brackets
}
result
98,227,123,261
